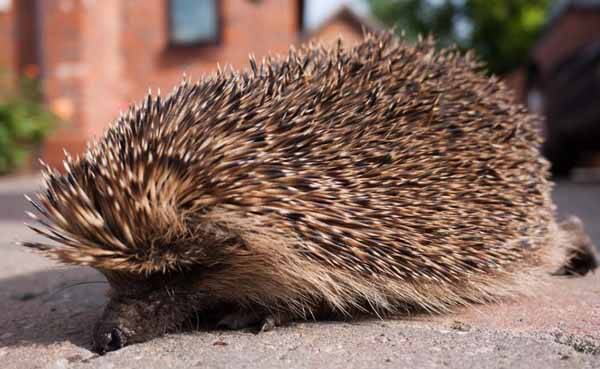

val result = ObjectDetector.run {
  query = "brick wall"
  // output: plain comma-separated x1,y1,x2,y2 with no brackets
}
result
120,0,298,104
81,0,123,138
14,0,38,76
39,0,301,167
38,0,87,165
0,0,41,88
0,0,16,88
5,1,371,168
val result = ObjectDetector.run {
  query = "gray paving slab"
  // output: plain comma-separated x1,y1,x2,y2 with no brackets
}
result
0,178,598,369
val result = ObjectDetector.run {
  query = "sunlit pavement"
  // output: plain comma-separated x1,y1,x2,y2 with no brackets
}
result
0,176,598,369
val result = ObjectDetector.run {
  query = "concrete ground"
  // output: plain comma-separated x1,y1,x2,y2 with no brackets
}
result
0,176,599,369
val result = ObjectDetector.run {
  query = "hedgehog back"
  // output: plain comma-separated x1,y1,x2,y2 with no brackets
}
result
28,34,552,286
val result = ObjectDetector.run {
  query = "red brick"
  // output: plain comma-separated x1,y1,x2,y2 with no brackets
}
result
0,0,368,168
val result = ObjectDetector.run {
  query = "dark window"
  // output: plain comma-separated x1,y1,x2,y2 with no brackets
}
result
169,0,219,46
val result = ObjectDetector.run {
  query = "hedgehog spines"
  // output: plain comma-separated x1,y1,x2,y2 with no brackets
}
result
23,32,595,316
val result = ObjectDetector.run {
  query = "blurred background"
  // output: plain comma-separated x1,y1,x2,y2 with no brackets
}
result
0,0,599,178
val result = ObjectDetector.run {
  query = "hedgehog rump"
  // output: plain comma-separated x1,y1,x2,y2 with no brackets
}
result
24,32,597,330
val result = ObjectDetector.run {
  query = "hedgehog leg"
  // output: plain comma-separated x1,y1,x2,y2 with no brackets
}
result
553,216,598,276
217,310,287,332
216,311,262,330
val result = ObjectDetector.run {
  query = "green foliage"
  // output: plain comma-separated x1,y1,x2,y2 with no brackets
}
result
369,0,552,74
0,76,56,174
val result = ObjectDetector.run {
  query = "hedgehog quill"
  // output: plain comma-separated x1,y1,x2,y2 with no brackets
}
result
24,32,597,354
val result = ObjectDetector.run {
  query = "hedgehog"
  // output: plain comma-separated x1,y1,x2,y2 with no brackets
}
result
23,32,597,354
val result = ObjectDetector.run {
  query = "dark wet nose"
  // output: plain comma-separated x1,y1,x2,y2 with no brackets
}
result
92,327,127,355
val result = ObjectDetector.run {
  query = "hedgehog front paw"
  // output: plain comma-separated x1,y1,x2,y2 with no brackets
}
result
217,311,261,330
217,311,286,332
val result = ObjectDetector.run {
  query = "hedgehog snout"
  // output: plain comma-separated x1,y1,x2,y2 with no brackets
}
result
91,296,155,354
92,300,133,354
91,287,203,354
92,326,126,355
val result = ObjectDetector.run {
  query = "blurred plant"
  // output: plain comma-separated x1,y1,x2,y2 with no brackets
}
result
369,0,552,74
0,71,56,174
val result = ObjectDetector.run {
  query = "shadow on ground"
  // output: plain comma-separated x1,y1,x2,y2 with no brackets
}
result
0,264,390,352
0,267,107,350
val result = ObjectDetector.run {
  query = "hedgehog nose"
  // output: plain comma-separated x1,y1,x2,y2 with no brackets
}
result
92,327,126,354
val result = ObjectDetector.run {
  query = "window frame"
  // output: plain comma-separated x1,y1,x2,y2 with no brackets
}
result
166,0,223,48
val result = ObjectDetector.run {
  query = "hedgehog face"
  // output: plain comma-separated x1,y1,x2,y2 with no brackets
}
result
92,270,207,354
92,290,166,353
